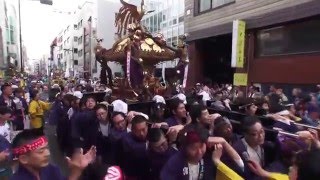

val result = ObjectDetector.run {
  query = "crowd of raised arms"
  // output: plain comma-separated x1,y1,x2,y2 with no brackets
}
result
0,78,319,180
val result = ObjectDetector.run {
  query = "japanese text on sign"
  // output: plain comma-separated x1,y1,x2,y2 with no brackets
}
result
233,73,248,86
231,20,246,68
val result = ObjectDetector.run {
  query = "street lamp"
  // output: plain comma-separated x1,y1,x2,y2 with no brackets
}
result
18,0,53,73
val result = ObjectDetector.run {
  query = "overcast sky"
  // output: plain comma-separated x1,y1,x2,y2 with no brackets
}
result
21,0,80,60
21,0,141,60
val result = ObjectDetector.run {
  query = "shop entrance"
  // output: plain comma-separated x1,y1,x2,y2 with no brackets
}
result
196,34,234,84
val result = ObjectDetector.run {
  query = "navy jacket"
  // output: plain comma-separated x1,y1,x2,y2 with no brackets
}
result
121,132,150,179
71,110,98,151
0,95,16,111
48,100,64,126
10,164,65,180
160,151,215,180
148,146,177,179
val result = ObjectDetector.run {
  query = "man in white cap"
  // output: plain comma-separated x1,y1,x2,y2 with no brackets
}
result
151,95,167,123
111,99,149,130
152,95,166,105
73,91,83,100
172,93,187,104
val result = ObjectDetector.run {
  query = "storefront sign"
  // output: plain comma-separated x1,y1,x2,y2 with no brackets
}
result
231,20,246,68
233,73,248,86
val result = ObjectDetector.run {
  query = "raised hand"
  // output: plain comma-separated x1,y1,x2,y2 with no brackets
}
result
151,122,168,129
0,150,10,162
66,146,97,172
166,125,184,143
207,137,226,149
212,144,223,165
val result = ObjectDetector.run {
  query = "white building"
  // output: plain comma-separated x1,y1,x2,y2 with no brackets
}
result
52,0,95,79
52,0,186,79
0,0,21,76
52,0,125,79
95,0,123,78
0,0,7,76
141,0,185,69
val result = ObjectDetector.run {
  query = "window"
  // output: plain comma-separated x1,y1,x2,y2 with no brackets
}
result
256,19,320,57
150,16,154,32
74,24,78,30
78,36,83,44
158,12,163,28
199,0,211,12
173,19,177,25
10,29,14,44
78,49,83,57
74,36,77,42
73,48,78,53
199,0,235,13
172,36,178,44
153,15,158,31
179,16,184,23
162,22,167,28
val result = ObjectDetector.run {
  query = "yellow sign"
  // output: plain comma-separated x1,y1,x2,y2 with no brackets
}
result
0,71,4,78
233,73,248,86
231,20,246,68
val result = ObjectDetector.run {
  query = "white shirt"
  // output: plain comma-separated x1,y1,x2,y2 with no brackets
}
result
13,97,23,110
99,123,110,137
242,138,263,166
188,163,199,180
199,91,211,101
0,123,11,142
67,108,74,120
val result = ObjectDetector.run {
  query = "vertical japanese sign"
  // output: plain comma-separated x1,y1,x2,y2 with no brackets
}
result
231,20,246,68
233,73,248,86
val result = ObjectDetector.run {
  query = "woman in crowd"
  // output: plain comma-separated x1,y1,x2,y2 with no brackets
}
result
28,90,50,129
71,95,97,152
94,104,112,164
13,88,28,130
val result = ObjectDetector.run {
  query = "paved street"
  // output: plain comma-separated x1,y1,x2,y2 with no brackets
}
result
44,122,69,176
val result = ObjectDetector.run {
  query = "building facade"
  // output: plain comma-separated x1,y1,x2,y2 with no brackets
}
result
52,0,131,80
184,0,320,88
0,0,21,76
95,0,123,78
141,0,185,69
0,0,6,73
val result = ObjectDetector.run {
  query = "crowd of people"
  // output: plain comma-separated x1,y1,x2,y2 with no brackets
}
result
0,77,319,180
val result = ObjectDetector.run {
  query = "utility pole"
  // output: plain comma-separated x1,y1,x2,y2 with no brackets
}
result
18,0,23,73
